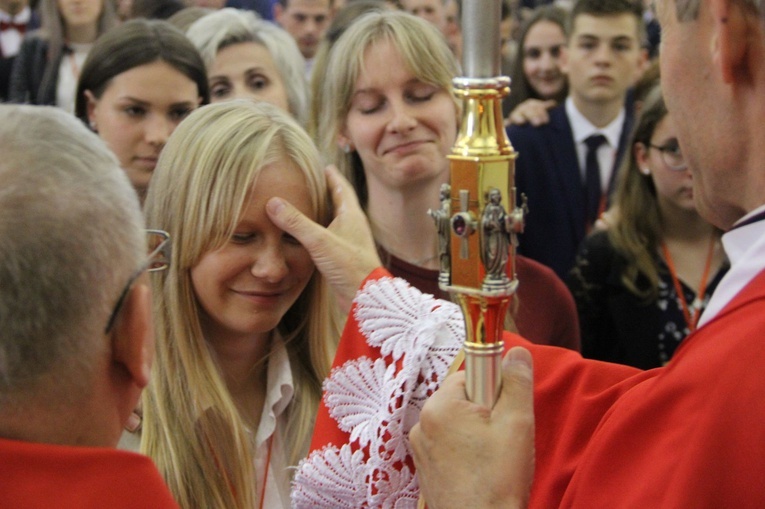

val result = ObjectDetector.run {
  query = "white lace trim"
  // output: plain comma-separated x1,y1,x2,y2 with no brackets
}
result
292,277,464,508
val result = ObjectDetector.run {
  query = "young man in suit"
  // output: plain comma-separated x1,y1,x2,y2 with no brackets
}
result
0,105,178,508
508,0,647,279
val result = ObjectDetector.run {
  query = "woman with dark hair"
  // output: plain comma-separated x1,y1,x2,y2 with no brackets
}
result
567,86,729,369
503,5,568,125
74,18,209,202
9,0,117,112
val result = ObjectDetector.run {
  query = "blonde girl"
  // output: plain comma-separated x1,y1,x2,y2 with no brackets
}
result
141,100,342,508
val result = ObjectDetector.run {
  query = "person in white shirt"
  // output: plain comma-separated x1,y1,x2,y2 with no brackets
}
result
9,0,117,112
140,101,345,509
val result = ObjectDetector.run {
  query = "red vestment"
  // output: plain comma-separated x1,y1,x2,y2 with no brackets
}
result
0,437,179,509
295,268,765,508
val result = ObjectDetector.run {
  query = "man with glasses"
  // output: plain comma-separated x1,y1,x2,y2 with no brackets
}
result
0,105,177,508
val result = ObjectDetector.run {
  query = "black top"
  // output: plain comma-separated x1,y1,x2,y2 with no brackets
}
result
567,230,728,369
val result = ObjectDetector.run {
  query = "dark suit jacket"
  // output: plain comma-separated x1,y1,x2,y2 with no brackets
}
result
0,11,41,101
8,34,60,105
508,103,634,279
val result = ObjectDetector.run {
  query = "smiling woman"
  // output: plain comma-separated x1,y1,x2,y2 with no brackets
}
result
315,10,581,350
141,100,342,509
74,19,209,202
319,11,458,270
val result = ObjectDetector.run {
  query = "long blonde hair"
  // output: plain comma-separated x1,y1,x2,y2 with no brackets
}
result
317,10,460,208
142,101,341,509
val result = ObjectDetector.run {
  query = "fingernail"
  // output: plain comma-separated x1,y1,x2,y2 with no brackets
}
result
504,347,532,370
267,197,285,214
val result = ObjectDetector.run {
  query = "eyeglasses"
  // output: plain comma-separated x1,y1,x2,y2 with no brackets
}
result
648,142,686,171
104,229,171,333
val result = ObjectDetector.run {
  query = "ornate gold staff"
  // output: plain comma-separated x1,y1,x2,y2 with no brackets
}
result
430,0,524,408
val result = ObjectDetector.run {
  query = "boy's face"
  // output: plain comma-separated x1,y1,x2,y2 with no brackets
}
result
562,13,645,110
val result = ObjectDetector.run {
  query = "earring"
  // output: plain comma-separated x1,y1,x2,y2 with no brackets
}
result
89,120,97,131
342,142,352,154
641,167,650,175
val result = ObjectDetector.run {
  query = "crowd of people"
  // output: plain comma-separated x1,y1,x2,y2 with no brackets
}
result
3,0,764,507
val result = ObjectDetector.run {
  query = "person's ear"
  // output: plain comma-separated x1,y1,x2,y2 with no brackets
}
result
710,0,750,84
634,142,650,175
84,90,99,131
110,283,154,390
337,133,354,154
273,2,284,23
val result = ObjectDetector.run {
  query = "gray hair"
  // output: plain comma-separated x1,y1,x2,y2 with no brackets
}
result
186,8,309,124
675,0,763,21
0,105,144,395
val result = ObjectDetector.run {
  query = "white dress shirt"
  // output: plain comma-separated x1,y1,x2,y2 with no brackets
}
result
252,332,296,509
0,6,31,58
566,96,625,193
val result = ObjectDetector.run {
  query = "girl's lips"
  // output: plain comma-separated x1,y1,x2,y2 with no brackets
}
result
133,157,158,170
233,290,284,304
383,140,428,156
591,75,614,86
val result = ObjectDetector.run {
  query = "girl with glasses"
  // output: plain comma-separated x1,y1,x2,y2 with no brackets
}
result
567,86,729,369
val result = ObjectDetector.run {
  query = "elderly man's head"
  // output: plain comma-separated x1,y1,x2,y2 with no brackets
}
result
0,105,154,447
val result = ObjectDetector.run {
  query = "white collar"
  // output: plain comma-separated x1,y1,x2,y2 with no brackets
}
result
566,96,625,149
0,6,31,23
254,331,294,447
698,204,765,327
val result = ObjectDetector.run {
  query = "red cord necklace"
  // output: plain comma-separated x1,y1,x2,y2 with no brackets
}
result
257,436,274,509
661,237,716,332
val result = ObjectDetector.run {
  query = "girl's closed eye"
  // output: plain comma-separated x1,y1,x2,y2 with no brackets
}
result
283,233,302,246
352,93,384,115
231,232,256,244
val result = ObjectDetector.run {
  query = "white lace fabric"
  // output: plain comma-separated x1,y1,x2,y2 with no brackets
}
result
292,276,464,508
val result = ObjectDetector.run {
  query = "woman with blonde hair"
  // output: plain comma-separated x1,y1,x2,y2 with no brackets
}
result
316,10,580,349
186,8,308,123
141,100,342,508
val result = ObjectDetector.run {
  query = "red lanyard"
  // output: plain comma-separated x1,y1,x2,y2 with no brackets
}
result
257,435,274,509
661,238,716,332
